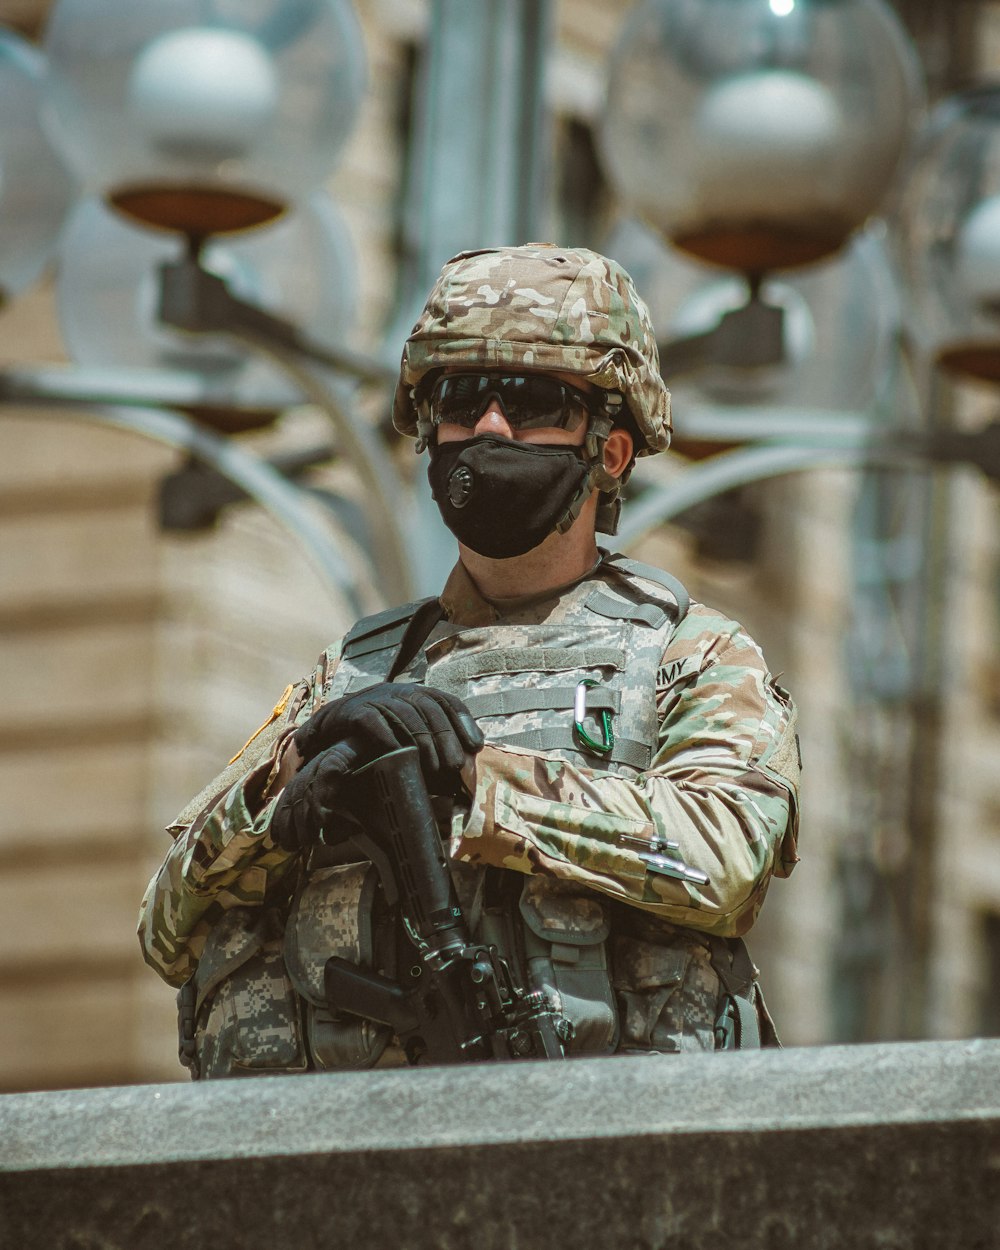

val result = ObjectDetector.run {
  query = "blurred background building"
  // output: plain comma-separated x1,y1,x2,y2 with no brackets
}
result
1,0,999,1090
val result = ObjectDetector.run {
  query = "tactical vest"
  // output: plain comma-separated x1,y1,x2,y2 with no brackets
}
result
335,552,690,775
185,555,774,1077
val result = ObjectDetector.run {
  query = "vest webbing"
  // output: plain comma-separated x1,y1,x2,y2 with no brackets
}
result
601,553,691,620
336,558,690,775
461,686,621,718
500,729,651,770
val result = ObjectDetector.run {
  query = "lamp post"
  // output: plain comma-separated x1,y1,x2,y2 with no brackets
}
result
600,0,923,382
596,0,1000,1043
2,0,560,608
882,83,1000,1040
17,0,420,604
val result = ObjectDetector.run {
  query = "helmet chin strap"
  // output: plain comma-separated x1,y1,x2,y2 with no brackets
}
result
554,411,619,535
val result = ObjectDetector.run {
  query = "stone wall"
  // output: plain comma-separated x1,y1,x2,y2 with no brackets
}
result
3,1040,997,1250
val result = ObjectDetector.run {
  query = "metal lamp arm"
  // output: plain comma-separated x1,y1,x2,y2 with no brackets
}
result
158,257,396,387
659,288,787,377
921,422,1000,483
157,255,417,603
617,421,1000,547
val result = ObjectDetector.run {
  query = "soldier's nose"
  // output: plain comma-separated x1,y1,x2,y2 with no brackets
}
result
473,400,514,438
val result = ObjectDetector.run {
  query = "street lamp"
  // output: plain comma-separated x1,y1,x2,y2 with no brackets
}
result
42,0,366,243
592,1,1000,515
599,0,923,381
895,85,1000,385
601,0,921,278
24,0,419,603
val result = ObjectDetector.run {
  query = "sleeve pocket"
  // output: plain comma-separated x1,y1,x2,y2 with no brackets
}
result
494,781,650,885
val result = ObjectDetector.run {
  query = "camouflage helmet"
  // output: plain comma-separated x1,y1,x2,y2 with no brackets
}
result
392,243,671,455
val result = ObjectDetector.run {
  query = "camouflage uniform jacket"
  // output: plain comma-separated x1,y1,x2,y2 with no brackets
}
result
138,552,800,1057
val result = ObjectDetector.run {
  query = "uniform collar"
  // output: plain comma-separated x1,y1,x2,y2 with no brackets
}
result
439,561,500,626
439,552,607,626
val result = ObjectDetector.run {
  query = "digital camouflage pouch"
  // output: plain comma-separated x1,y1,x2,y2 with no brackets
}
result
189,905,308,1078
612,928,720,1053
283,861,394,1069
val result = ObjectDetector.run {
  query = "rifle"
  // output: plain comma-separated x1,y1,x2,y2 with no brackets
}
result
323,745,567,1064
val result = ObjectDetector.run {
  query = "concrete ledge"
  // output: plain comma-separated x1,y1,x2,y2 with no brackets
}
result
2,1039,998,1248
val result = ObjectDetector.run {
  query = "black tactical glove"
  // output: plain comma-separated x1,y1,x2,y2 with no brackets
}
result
271,683,484,852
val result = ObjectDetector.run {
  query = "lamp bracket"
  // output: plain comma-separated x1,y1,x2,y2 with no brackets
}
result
921,421,1000,483
158,442,337,531
659,287,786,377
157,256,395,386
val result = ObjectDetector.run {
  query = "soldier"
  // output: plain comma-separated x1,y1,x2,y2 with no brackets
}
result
138,243,800,1076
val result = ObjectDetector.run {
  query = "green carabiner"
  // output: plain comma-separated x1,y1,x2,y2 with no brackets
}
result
573,678,615,756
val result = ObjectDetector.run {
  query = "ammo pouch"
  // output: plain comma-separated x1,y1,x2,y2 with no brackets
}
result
610,914,779,1053
513,877,619,1055
179,868,776,1073
612,926,721,1053
283,861,393,1070
182,905,308,1079
180,863,395,1078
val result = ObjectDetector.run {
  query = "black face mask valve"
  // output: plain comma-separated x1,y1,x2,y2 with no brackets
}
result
427,435,593,559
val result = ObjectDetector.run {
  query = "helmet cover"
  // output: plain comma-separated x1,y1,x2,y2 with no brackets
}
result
392,243,671,456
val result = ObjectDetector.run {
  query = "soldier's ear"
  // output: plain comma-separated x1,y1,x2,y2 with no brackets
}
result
603,428,633,480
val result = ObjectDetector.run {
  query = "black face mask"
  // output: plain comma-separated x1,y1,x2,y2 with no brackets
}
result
427,435,591,559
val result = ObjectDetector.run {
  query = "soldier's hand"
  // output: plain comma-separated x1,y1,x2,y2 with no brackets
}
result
270,743,358,852
271,684,484,852
293,682,484,784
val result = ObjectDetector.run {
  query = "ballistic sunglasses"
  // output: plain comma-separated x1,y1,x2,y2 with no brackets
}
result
421,372,595,432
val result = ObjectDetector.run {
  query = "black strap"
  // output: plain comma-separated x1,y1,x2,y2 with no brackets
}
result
177,978,200,1079
342,598,433,652
708,936,763,1051
388,597,447,681
335,597,444,691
